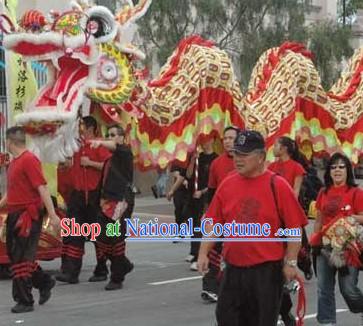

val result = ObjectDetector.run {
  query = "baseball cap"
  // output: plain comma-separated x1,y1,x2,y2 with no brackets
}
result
232,130,265,154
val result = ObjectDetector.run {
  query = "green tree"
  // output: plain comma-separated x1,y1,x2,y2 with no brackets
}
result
308,21,353,89
137,0,353,89
138,0,310,87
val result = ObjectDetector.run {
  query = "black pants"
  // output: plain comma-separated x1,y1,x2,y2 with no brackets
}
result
280,292,293,319
216,261,284,326
61,190,99,278
203,242,223,294
6,212,53,306
185,196,205,259
92,191,135,282
173,189,187,226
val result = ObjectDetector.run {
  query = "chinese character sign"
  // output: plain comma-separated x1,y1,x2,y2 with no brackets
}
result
6,54,38,122
3,0,38,124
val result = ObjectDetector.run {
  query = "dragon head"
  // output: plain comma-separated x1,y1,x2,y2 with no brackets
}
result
1,0,151,162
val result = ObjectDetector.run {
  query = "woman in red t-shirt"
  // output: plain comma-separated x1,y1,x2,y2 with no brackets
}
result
314,152,363,324
269,136,308,325
270,136,306,197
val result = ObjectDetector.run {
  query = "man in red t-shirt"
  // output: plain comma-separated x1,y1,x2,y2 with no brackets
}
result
56,116,111,284
0,127,57,313
198,130,307,326
208,126,238,198
202,126,238,302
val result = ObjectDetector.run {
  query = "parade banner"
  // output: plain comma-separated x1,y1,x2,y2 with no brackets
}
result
2,0,57,197
3,0,38,124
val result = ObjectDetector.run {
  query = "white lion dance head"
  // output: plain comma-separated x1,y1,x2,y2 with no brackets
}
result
0,0,151,162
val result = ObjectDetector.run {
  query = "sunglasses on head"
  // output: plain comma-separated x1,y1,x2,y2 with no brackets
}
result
330,164,346,170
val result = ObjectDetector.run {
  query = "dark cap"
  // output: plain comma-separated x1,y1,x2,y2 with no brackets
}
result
232,130,265,154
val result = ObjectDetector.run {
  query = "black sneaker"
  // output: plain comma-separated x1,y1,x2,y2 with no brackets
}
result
88,275,107,282
201,290,218,303
0,264,11,279
125,261,134,275
151,185,158,199
39,277,56,305
281,312,296,326
304,267,313,280
11,303,34,313
55,273,79,284
105,281,122,291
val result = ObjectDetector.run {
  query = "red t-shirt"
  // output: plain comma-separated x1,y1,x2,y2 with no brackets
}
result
269,159,305,188
71,142,111,191
205,170,307,267
7,151,46,208
316,185,363,226
208,153,235,189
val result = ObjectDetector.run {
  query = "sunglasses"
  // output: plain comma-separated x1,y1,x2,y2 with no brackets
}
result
330,164,346,170
106,133,117,138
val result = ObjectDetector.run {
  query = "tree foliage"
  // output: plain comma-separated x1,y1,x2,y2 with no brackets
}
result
134,0,353,89
308,21,353,89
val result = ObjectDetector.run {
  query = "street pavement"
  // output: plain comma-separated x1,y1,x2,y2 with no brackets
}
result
0,196,362,326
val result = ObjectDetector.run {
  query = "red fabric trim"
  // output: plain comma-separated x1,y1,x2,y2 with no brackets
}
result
11,261,33,278
62,244,84,252
12,266,33,275
264,97,336,148
338,116,363,143
62,245,84,258
137,87,245,143
14,42,61,56
65,251,83,259
39,233,62,247
36,247,61,261
11,261,31,268
96,242,112,249
63,248,84,256
13,272,33,279
148,35,215,88
327,57,363,102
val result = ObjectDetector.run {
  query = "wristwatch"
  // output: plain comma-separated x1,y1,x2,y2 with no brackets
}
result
284,259,298,267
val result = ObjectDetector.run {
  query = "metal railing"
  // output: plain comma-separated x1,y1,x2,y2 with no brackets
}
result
0,96,7,153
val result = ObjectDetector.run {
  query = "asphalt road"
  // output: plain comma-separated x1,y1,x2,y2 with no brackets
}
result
0,197,362,326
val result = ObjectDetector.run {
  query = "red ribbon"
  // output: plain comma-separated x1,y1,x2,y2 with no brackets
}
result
12,201,42,237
